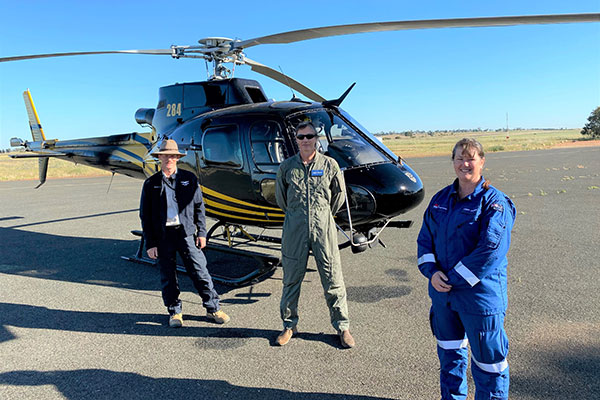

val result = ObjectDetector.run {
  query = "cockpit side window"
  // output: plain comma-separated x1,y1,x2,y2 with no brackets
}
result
202,125,243,169
250,120,287,173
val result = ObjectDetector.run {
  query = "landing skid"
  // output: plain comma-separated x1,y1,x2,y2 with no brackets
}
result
121,229,280,286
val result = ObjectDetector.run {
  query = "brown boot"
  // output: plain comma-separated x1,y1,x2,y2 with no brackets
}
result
275,327,298,346
339,329,355,348
169,313,183,328
207,310,230,324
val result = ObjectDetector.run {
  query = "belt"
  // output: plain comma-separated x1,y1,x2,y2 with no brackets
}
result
165,224,182,230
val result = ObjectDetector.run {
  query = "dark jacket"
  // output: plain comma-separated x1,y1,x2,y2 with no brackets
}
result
140,169,207,250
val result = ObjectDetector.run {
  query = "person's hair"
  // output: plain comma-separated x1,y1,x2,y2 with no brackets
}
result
295,121,318,135
452,138,490,190
452,138,484,160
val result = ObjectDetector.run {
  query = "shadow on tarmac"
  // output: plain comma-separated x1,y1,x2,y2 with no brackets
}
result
0,302,348,349
510,343,600,399
7,209,138,229
0,226,272,295
0,369,395,400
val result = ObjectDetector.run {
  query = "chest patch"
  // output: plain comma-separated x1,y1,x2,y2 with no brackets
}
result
432,203,448,212
311,169,324,177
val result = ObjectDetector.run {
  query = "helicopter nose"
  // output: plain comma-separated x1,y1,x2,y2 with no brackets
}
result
338,162,424,226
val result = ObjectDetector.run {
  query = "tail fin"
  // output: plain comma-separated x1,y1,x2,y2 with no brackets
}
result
23,89,49,187
23,89,46,142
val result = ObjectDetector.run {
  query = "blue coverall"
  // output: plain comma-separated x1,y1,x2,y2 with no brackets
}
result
417,178,516,400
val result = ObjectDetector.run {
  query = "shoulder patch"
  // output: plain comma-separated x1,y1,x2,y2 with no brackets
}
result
491,202,504,212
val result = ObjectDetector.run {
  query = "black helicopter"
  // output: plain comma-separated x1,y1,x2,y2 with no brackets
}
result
5,13,599,262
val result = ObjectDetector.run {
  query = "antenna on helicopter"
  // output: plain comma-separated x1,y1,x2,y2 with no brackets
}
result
323,82,356,107
277,65,298,100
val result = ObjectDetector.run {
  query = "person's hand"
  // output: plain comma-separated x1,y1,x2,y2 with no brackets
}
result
147,247,158,259
431,271,452,292
196,236,206,249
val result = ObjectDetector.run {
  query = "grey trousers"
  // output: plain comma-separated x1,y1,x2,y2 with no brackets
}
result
280,242,349,331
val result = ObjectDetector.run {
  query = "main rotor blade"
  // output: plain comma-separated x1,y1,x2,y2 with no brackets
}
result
236,13,600,49
0,49,174,62
244,57,325,103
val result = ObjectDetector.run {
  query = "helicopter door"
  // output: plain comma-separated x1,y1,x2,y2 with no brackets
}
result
249,120,287,173
249,120,290,206
198,123,263,225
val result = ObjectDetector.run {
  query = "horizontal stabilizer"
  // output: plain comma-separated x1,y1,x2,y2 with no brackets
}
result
9,153,63,159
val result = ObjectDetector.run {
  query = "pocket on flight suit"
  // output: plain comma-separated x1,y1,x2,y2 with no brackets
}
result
281,253,306,286
281,253,299,264
472,315,508,365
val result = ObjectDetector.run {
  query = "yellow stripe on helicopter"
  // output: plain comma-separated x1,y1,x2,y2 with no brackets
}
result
204,198,284,218
23,89,46,142
206,207,284,223
201,186,282,211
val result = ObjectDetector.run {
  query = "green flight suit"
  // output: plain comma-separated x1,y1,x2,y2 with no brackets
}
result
275,151,349,331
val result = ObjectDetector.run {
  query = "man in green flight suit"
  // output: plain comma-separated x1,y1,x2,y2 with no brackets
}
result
275,121,355,348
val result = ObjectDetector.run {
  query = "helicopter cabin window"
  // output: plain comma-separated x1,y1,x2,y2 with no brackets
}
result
250,121,286,173
202,125,243,168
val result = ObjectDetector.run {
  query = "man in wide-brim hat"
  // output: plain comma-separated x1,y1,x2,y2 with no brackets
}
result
150,139,186,157
140,139,230,327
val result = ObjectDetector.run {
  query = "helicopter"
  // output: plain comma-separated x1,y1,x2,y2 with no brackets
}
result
4,13,599,281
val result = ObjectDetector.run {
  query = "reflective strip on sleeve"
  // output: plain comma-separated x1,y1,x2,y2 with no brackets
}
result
436,338,468,350
418,253,436,265
454,261,480,287
472,357,509,373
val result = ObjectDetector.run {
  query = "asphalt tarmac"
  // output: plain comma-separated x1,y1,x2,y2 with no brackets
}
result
1,146,598,400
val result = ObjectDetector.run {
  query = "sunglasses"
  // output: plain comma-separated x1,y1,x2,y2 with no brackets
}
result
296,134,317,140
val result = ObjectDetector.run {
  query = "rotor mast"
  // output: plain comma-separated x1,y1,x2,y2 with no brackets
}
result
169,37,244,80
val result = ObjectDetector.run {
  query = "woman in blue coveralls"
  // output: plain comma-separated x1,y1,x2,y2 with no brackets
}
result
417,138,516,400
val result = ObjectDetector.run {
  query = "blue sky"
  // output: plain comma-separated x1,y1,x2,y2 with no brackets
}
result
1,1,598,147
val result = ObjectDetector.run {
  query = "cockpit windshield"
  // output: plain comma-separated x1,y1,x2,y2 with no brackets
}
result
287,109,391,169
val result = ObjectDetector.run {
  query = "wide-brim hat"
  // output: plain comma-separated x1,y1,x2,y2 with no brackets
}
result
151,139,186,157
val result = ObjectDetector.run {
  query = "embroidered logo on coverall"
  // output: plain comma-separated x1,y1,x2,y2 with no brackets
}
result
491,203,504,212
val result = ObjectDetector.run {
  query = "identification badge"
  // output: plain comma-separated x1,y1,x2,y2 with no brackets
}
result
311,169,324,177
